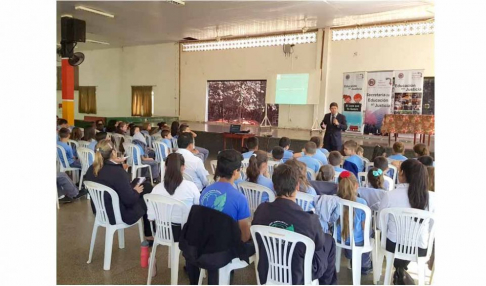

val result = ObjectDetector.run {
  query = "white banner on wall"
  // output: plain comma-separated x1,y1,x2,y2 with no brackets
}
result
364,71,394,133
393,69,424,114
342,72,365,133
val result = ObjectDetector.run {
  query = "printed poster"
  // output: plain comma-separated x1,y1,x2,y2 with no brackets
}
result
364,71,394,134
393,69,424,115
342,72,365,133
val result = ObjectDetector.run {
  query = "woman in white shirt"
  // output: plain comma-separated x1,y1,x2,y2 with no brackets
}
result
378,159,435,283
147,153,200,227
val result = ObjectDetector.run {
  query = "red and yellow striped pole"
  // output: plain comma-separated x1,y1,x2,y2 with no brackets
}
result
61,58,74,125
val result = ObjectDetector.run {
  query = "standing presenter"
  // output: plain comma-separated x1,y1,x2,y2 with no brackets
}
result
320,102,347,152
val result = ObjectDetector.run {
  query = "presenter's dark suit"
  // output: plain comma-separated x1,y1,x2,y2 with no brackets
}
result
321,113,347,152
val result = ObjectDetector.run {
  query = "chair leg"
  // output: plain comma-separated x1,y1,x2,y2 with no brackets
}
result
198,269,206,285
219,264,231,285
138,219,144,242
351,250,362,286
170,244,180,285
56,190,60,210
118,229,125,249
417,258,426,285
87,223,99,264
430,261,435,284
148,166,154,186
335,247,342,273
103,227,116,271
372,240,382,285
132,167,136,181
79,173,84,190
147,243,158,285
384,252,395,285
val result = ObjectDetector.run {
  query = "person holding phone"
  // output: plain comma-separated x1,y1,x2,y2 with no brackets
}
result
320,102,347,152
84,139,155,243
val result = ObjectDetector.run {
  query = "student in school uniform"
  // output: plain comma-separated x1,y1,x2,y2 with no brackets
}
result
311,136,329,156
242,137,259,159
57,128,81,169
343,140,364,173
373,156,392,190
387,142,408,162
328,151,346,173
83,126,97,151
176,132,209,191
286,159,318,197
246,151,274,193
279,137,294,162
294,140,329,165
297,142,322,174
270,146,284,163
141,122,152,137
132,126,160,183
312,165,338,195
161,129,173,149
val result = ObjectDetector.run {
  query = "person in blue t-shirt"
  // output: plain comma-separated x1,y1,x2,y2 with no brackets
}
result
294,140,329,166
83,126,97,151
335,171,372,275
246,150,275,202
311,136,329,156
343,140,364,172
278,137,294,162
373,156,392,189
161,129,173,150
297,142,322,174
388,142,408,162
328,151,346,175
57,128,81,169
242,137,259,159
270,146,284,163
200,149,251,243
286,159,318,197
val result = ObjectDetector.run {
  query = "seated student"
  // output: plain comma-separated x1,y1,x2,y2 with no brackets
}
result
328,151,346,173
179,123,209,161
96,120,105,133
71,127,83,141
311,165,338,195
200,149,251,242
140,122,152,136
246,151,274,194
148,153,200,224
357,146,364,157
286,159,318,196
297,142,322,173
176,132,209,191
417,155,434,167
357,169,386,212
157,121,169,133
373,156,392,190
294,138,329,165
378,159,436,282
311,136,329,156
57,118,69,131
367,167,385,190
252,164,338,285
57,172,87,203
335,171,372,275
279,137,294,162
131,126,160,182
115,121,128,135
271,146,284,163
57,128,81,168
413,143,430,157
343,140,364,173
371,145,387,162
170,121,180,138
242,137,259,159
84,139,155,243
83,126,97,151
388,142,408,162
160,129,173,150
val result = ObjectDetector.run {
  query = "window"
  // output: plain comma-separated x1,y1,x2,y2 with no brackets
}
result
207,80,279,126
131,86,153,116
78,86,97,114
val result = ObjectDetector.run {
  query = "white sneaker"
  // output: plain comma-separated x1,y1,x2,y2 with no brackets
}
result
347,259,352,270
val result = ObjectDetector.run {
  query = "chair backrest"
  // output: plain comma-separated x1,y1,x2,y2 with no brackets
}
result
210,159,218,175
238,182,275,219
306,167,316,181
240,167,248,181
379,208,436,261
124,143,143,167
67,139,79,150
357,172,368,187
333,171,341,183
295,192,315,212
153,140,170,162
56,144,71,170
143,194,189,244
77,147,95,174
332,198,372,250
183,172,195,182
366,162,375,172
241,158,250,169
171,138,178,149
267,161,280,177
77,140,90,149
144,133,152,148
111,133,124,151
361,157,371,172
384,176,395,191
84,181,124,225
124,135,133,144
388,164,398,183
250,225,316,285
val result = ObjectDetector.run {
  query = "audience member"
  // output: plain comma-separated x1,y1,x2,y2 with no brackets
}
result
96,120,105,132
311,136,329,155
161,129,173,149
180,123,209,161
200,149,251,242
278,137,294,162
373,156,392,190
271,146,284,162
367,167,385,190
83,126,97,151
311,165,338,195
388,142,408,162
70,127,83,141
295,140,328,166
413,143,430,157
57,172,87,203
171,121,180,137
297,142,322,173
116,122,128,135
371,145,387,162
132,125,160,182
357,146,364,157
336,171,372,275
57,128,81,168
316,164,335,182
328,151,345,173
417,155,434,167
141,122,152,136
285,159,317,196
343,140,364,173
242,137,259,159
252,163,338,285
246,150,274,192
57,118,69,131
176,132,209,191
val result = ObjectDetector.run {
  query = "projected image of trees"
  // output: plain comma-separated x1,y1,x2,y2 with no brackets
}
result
207,80,279,126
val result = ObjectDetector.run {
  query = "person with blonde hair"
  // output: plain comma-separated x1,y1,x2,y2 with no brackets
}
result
84,139,155,243
335,171,372,275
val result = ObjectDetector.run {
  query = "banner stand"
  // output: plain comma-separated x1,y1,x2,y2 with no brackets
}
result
310,104,322,133
260,104,272,127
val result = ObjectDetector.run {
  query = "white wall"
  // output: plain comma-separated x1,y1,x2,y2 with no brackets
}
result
180,43,320,129
323,33,434,120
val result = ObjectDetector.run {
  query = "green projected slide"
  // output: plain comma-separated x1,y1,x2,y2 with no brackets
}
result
275,73,309,104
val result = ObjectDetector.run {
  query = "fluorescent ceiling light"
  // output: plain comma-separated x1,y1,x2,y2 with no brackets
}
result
75,6,115,18
86,39,110,45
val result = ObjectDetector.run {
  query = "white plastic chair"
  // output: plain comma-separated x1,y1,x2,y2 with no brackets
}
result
334,171,341,183
295,192,315,212
144,194,189,285
84,181,144,271
198,256,256,285
333,198,377,285
250,225,318,285
153,140,170,161
111,133,124,151
68,139,79,150
266,161,280,177
388,164,398,184
77,147,95,190
378,208,436,286
306,167,316,181
210,159,218,175
144,133,152,149
361,157,371,172
123,143,153,184
77,140,90,149
238,182,275,219
358,172,368,187
57,144,81,183
241,158,250,168
171,138,178,150
384,176,395,191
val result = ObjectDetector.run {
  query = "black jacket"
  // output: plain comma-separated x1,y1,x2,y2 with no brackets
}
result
321,113,347,148
178,205,250,271
84,160,145,225
310,181,338,196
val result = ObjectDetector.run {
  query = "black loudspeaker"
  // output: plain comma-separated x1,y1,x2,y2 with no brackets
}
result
61,17,86,43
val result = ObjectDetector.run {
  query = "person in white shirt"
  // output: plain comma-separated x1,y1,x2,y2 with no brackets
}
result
148,153,200,224
378,159,436,282
175,132,209,191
